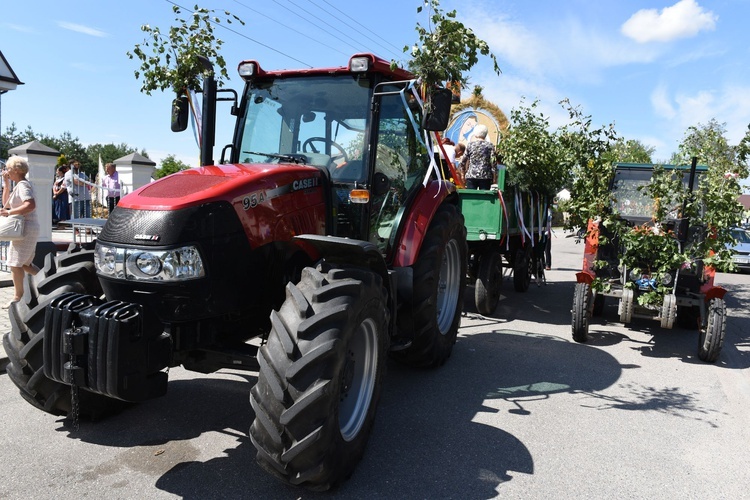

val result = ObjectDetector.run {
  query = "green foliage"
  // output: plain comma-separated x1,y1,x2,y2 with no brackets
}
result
619,224,687,306
395,0,500,95
557,99,618,230
605,138,655,164
1,122,146,179
127,4,244,96
497,99,566,197
671,120,747,270
153,154,191,179
86,143,145,165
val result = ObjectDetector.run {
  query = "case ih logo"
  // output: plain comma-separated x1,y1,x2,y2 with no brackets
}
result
134,234,161,242
292,177,319,191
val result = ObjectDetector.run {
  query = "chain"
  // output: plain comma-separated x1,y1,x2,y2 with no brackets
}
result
66,329,80,432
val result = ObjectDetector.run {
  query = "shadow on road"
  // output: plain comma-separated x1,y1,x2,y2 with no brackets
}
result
51,327,625,498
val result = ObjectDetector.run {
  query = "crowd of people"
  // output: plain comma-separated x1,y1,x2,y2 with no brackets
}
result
51,159,121,225
0,156,122,308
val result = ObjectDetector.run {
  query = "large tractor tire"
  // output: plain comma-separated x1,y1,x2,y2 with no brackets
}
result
698,298,726,363
249,264,388,491
3,248,125,418
571,282,591,343
475,249,502,315
392,203,467,368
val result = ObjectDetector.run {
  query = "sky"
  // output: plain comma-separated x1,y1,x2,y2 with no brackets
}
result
1,0,749,181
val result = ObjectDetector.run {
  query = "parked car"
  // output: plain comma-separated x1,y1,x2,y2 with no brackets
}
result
729,227,750,272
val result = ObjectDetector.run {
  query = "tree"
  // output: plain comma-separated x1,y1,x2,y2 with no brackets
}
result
670,120,748,270
557,99,618,230
127,5,244,96
606,138,655,164
1,123,36,159
394,0,500,102
87,143,148,165
497,99,565,197
153,154,190,179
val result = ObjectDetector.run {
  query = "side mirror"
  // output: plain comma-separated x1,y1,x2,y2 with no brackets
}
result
372,172,391,197
423,88,453,131
171,95,189,132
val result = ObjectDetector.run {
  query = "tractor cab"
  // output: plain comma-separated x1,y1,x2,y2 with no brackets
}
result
228,54,444,259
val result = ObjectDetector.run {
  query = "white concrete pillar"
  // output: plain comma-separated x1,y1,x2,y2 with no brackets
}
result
8,140,59,243
113,152,156,196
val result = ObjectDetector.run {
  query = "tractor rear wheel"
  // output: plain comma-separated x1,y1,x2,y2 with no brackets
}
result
249,264,388,490
393,203,467,367
571,282,591,343
475,249,502,315
698,298,726,362
3,248,125,418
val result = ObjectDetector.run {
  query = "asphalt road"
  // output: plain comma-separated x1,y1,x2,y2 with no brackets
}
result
1,231,748,499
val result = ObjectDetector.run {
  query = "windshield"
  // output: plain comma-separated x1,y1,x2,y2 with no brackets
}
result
612,167,702,219
731,228,750,244
236,75,370,181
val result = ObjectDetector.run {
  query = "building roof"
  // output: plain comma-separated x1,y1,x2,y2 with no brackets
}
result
0,50,24,93
739,194,750,210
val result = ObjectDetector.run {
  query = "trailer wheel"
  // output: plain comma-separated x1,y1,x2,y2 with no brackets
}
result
698,298,726,363
571,283,591,343
513,246,532,292
393,203,467,367
618,288,634,324
660,293,677,329
249,264,388,491
475,249,503,315
3,248,125,418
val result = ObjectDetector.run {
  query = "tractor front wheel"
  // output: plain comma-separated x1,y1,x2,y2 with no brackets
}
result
698,298,726,362
249,264,388,490
571,282,591,343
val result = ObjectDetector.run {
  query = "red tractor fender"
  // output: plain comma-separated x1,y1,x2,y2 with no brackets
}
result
391,180,458,268
577,219,600,283
702,285,727,301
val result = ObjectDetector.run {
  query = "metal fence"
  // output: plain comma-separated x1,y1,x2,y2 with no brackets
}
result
0,240,8,273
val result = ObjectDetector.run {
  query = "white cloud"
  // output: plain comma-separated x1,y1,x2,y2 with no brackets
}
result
651,83,677,119
57,21,108,38
464,6,661,85
2,23,36,34
621,0,717,43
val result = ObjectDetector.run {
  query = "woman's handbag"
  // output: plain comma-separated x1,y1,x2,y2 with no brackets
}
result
0,215,24,241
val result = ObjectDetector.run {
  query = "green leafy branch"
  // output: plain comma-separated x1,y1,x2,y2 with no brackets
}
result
394,0,500,97
126,4,244,96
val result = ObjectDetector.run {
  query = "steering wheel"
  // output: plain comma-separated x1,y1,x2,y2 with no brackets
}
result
302,137,349,164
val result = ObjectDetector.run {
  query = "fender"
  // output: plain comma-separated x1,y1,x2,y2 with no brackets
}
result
391,180,458,268
292,234,397,338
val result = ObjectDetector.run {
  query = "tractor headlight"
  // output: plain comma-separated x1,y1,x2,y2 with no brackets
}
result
661,272,673,285
95,244,205,282
629,268,641,281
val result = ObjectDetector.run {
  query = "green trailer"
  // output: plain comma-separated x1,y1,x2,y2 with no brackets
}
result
459,177,550,315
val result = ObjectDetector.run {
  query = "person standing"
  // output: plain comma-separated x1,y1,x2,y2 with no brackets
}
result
63,160,76,217
1,156,40,307
460,124,495,190
52,166,69,224
102,162,121,213
67,160,91,218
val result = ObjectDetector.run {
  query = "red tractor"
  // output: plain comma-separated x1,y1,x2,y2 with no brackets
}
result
4,54,467,489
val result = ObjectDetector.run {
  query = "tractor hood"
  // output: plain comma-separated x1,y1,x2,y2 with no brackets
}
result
119,162,324,211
